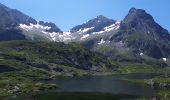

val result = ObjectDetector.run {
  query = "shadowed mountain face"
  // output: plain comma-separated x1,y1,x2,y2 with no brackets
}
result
71,15,116,33
0,3,62,41
73,8,169,66
0,3,36,27
119,8,170,41
110,8,170,59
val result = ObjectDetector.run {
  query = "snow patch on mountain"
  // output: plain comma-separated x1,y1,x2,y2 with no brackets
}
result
59,32,73,41
78,27,94,33
98,39,106,45
140,53,144,56
81,34,90,40
19,22,63,41
162,58,167,62
19,22,51,31
104,21,120,31
92,21,120,35
42,31,59,41
19,21,120,42
20,22,73,41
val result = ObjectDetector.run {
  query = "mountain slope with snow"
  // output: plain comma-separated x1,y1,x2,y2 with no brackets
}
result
0,3,62,41
68,16,120,44
89,8,170,66
0,3,169,66
0,3,121,42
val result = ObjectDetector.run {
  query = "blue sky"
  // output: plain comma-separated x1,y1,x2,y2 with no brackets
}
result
0,0,170,31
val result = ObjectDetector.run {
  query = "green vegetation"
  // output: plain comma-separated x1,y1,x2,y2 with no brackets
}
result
0,71,57,97
0,40,116,71
114,63,170,74
124,75,170,100
123,79,148,84
156,90,170,100
0,40,117,97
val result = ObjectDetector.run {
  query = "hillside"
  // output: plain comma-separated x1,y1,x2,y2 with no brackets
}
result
0,40,116,73
0,40,118,97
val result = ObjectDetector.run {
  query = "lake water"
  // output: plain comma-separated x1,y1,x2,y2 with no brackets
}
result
50,73,160,97
7,73,161,100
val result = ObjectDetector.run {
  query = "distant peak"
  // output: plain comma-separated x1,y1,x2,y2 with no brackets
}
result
124,8,154,22
129,8,146,14
95,15,110,21
129,8,136,12
0,3,10,10
0,3,6,7
71,15,116,33
96,15,107,18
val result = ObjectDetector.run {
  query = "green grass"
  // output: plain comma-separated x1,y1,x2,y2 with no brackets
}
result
0,40,116,71
0,40,118,97
152,76,170,100
123,75,170,100
115,63,170,74
152,77,170,83
156,90,170,100
0,71,57,97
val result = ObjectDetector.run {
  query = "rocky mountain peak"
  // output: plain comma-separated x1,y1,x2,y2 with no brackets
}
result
0,3,63,41
120,8,156,30
129,8,146,14
94,15,112,23
110,8,170,59
71,15,116,33
120,8,170,39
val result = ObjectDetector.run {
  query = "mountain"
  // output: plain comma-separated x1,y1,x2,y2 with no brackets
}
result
69,15,121,48
0,3,169,66
40,15,121,43
80,8,170,66
110,8,170,59
71,15,116,33
0,4,170,98
0,3,36,27
0,3,62,41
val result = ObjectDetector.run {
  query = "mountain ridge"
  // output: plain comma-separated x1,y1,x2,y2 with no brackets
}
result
110,8,170,59
0,3,63,41
0,3,169,65
79,8,170,66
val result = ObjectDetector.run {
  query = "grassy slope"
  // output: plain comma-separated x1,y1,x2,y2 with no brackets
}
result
116,63,170,74
0,40,117,97
0,40,117,74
